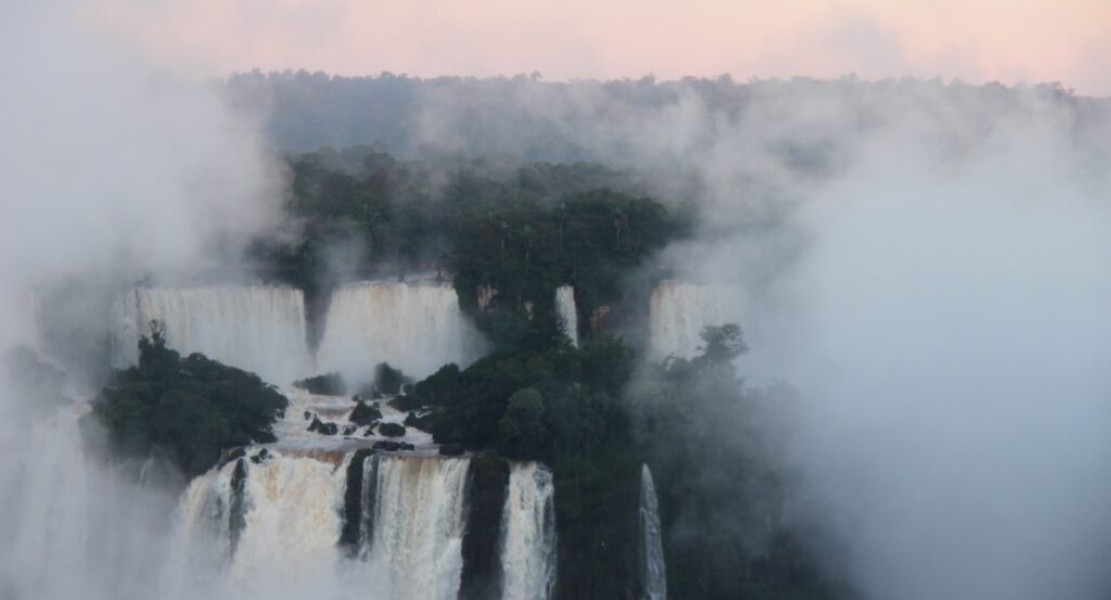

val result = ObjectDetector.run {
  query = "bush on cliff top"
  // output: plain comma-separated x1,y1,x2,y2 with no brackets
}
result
93,325,288,477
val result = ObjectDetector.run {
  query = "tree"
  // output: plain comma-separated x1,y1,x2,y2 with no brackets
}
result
498,387,549,459
94,333,288,477
694,323,747,371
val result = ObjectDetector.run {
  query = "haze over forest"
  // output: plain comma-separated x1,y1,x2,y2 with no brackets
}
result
2,3,1111,600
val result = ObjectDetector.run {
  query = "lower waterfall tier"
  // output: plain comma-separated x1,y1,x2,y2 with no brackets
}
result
172,449,555,600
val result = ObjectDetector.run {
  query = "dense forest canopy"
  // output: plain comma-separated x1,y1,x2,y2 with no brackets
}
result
94,326,289,478
251,147,695,349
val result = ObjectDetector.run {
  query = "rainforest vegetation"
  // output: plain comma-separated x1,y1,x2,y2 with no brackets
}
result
250,146,849,599
94,325,289,478
82,77,867,596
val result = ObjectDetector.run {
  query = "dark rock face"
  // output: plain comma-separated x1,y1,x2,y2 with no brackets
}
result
371,440,414,452
293,372,348,396
308,417,339,436
304,411,312,421
349,401,383,426
250,448,270,464
229,458,249,558
378,422,406,437
218,447,247,470
439,444,466,457
339,449,375,557
459,452,510,600
342,425,358,436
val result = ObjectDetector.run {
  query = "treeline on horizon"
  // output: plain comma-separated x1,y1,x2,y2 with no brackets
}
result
226,70,1111,158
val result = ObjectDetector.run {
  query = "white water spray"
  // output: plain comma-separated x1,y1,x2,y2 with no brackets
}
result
555,286,578,347
639,464,666,600
648,282,745,360
317,281,477,381
366,455,472,600
110,286,311,384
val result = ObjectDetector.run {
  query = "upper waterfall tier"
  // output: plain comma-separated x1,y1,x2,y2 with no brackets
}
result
110,286,312,384
316,281,477,381
648,281,745,360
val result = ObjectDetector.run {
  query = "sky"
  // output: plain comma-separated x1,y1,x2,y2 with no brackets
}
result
96,0,1111,96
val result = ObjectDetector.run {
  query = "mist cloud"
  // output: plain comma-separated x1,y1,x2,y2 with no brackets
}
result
0,3,285,597
410,78,1111,599
0,1,282,299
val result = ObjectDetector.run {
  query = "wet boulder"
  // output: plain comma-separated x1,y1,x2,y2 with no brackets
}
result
250,448,270,464
378,422,406,438
349,401,383,426
439,444,465,457
308,417,339,436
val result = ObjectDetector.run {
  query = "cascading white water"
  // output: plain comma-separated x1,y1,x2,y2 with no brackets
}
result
648,281,745,360
110,286,312,384
365,455,472,600
171,450,350,597
170,445,474,600
639,465,667,600
316,281,477,381
499,462,557,600
2,407,90,599
1,402,184,600
555,286,578,347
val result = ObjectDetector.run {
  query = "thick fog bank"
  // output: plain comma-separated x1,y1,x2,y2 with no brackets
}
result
0,3,284,598
778,122,1111,600
388,73,1111,599
640,87,1111,599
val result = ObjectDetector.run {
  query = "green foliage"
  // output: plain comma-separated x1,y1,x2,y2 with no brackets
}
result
497,388,549,460
400,336,640,599
632,323,854,600
237,141,843,599
93,331,288,477
695,323,748,369
248,149,692,355
373,362,410,395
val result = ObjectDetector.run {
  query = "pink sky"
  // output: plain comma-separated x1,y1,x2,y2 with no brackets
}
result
100,0,1111,95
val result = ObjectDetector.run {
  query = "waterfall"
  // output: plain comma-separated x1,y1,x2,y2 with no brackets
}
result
639,465,667,600
2,408,90,598
555,286,578,347
648,282,745,360
2,404,181,600
499,462,557,600
170,450,350,596
316,281,476,381
365,455,472,600
110,286,311,384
